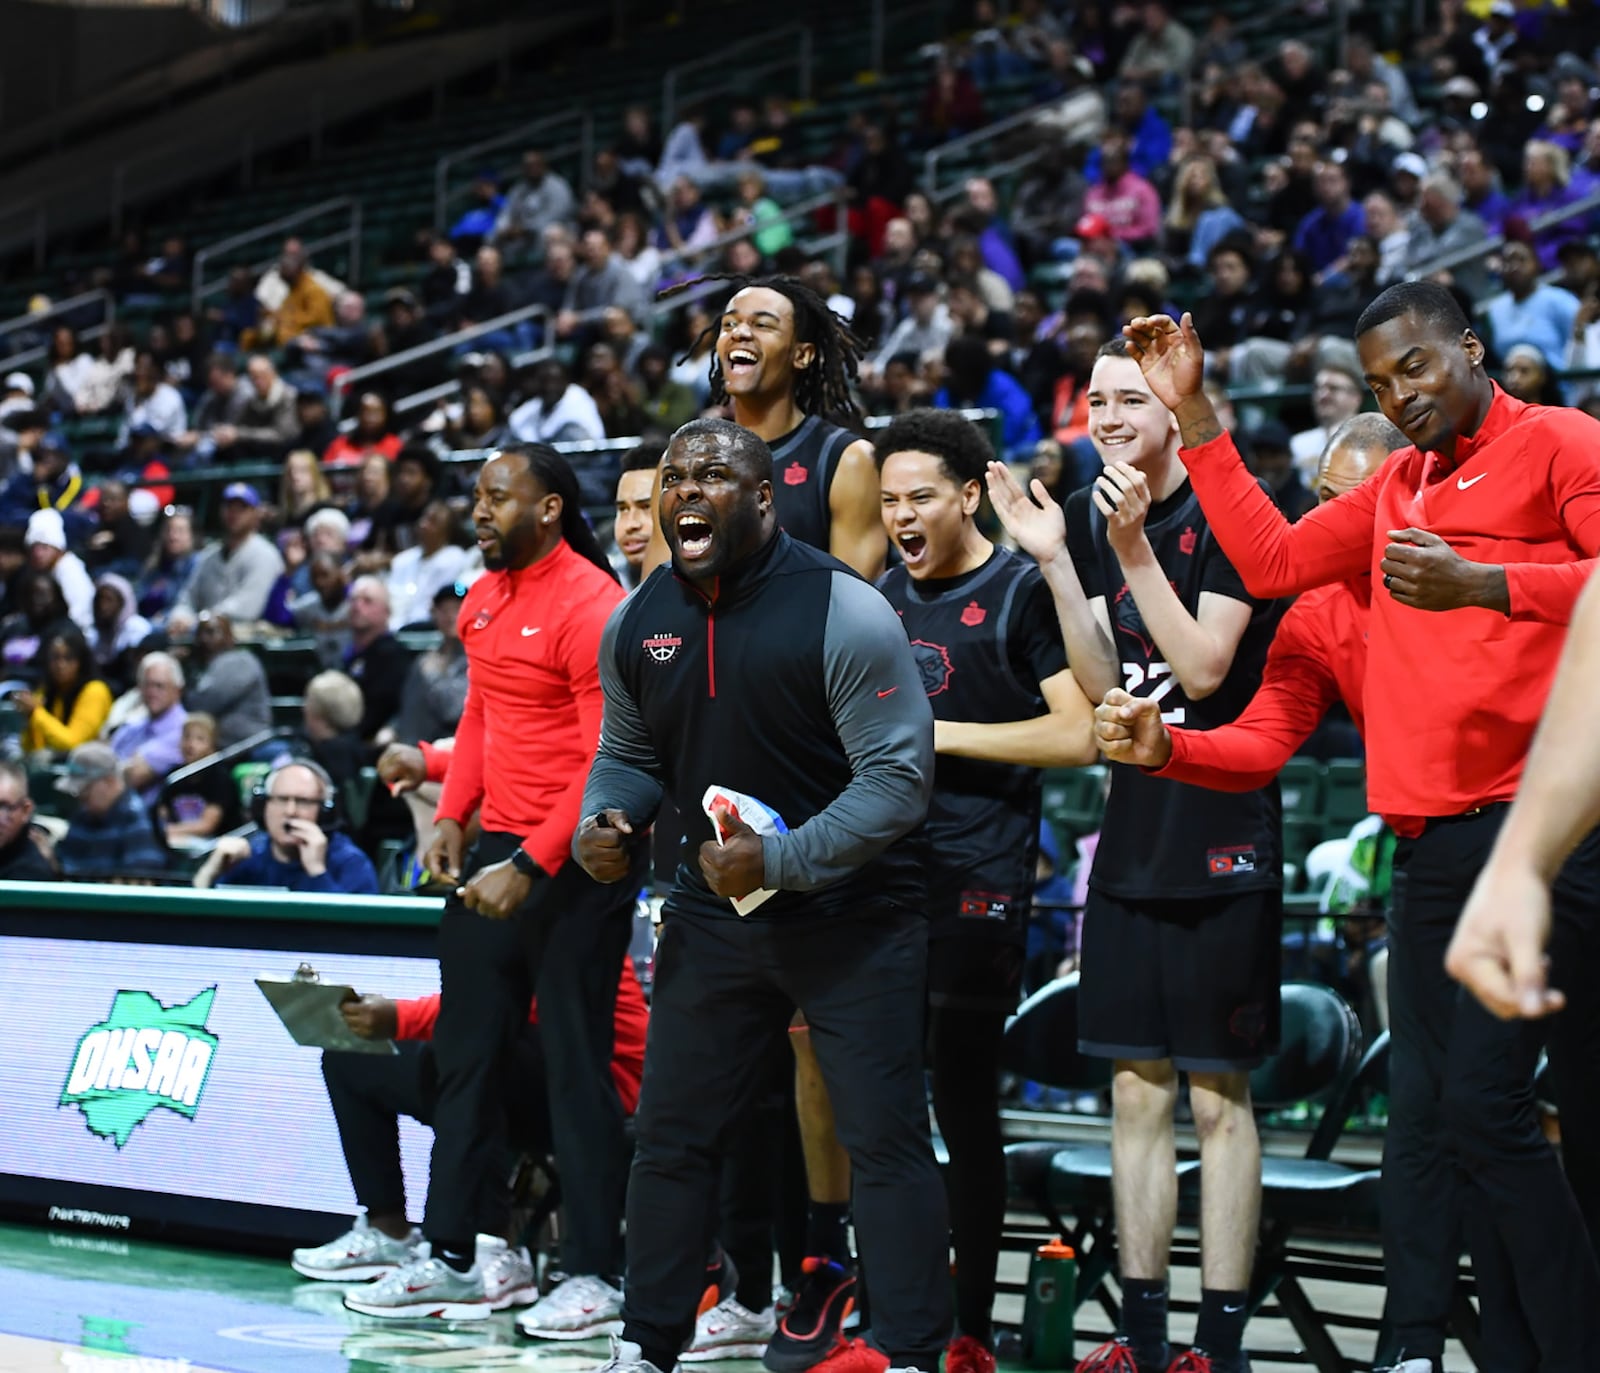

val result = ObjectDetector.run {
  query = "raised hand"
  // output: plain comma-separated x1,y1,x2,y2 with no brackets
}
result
1093,461,1153,556
1121,313,1206,412
985,461,1068,567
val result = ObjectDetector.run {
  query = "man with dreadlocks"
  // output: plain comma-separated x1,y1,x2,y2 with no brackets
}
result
347,446,643,1326
647,274,886,580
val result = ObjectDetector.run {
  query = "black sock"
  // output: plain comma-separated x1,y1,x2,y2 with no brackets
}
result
805,1201,851,1265
435,1243,474,1274
1193,1288,1248,1366
638,1342,677,1372
1120,1277,1169,1368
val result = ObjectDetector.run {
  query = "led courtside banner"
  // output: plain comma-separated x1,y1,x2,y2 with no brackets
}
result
0,934,443,1246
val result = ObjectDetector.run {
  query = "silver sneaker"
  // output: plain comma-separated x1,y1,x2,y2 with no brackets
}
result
291,1214,422,1282
341,1252,492,1321
591,1334,670,1373
478,1234,538,1310
681,1296,776,1361
515,1272,625,1339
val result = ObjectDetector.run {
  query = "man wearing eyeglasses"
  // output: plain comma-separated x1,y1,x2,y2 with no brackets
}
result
194,759,377,893
0,762,54,882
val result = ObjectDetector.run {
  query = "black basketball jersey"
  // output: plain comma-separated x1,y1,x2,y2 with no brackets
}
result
768,415,855,553
1066,478,1283,900
879,547,1069,943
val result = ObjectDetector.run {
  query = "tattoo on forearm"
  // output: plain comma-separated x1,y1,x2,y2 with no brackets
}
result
1181,412,1223,448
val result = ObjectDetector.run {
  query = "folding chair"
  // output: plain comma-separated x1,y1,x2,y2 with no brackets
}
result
1000,975,1154,1324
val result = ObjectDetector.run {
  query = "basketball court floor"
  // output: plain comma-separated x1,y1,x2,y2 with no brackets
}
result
0,1219,1471,1373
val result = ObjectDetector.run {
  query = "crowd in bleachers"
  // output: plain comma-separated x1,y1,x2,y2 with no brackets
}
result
1,0,1598,902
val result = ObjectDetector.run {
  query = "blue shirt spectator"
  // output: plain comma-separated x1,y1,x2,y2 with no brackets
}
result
55,743,167,878
1484,239,1580,369
1293,163,1366,274
198,759,377,895
934,337,1042,461
212,830,379,895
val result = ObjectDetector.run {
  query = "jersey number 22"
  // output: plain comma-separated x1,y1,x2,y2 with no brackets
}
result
1122,660,1186,724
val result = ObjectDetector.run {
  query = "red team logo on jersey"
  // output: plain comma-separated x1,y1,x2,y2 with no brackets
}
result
783,463,809,486
910,640,954,697
643,633,683,663
960,600,986,627
1179,526,1197,556
471,609,493,631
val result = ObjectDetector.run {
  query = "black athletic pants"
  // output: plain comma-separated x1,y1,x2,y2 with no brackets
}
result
424,832,636,1274
928,1004,1009,1345
322,1030,550,1223
1382,810,1600,1371
623,901,952,1368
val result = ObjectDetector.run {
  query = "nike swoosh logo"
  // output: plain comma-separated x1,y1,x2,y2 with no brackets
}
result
877,687,898,698
521,626,541,636
1457,473,1486,490
1222,1303,1245,1313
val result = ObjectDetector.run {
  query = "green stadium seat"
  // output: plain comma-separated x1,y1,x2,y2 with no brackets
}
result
1322,759,1369,832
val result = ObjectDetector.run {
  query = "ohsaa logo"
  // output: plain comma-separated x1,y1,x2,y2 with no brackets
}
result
60,988,219,1148
643,632,683,663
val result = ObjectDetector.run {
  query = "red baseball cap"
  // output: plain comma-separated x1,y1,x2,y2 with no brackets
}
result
1075,212,1114,241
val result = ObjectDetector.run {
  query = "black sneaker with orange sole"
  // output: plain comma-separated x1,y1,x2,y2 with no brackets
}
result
761,1258,857,1373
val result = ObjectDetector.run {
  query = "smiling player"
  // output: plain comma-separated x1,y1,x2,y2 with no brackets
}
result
987,338,1284,1373
647,274,884,580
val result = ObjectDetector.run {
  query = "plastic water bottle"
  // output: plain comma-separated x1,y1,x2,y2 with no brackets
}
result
1021,1238,1077,1368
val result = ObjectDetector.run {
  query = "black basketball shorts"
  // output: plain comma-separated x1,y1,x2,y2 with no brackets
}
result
927,936,1025,1014
1077,887,1283,1071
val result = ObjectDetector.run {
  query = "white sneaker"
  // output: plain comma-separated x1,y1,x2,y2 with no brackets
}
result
291,1214,422,1282
591,1334,670,1373
681,1296,776,1361
478,1234,538,1310
1376,1362,1435,1373
515,1273,626,1340
341,1252,492,1321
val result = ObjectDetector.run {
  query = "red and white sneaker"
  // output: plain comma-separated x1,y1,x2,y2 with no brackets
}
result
945,1334,997,1373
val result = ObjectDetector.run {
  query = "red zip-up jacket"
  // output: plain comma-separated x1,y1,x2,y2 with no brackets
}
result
436,541,624,874
392,958,648,1115
1180,388,1600,834
1158,578,1369,792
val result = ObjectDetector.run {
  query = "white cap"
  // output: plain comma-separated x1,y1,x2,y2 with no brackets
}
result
25,508,66,551
1392,152,1429,179
4,372,33,396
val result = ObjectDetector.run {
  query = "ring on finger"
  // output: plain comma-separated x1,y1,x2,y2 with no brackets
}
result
1383,574,1393,590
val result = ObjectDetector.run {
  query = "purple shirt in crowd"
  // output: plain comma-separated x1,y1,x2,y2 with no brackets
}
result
110,704,189,805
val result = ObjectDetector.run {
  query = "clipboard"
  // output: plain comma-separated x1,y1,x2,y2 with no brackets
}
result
256,964,398,1055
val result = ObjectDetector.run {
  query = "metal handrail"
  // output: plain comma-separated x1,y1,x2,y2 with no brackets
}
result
1407,188,1600,284
662,25,813,129
433,110,595,233
921,95,1067,200
191,197,363,313
332,304,553,410
0,289,117,373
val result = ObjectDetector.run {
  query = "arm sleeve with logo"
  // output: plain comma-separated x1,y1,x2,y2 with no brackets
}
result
1504,411,1600,623
518,589,618,876
1181,431,1379,595
581,601,666,830
762,572,935,892
1156,596,1344,792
